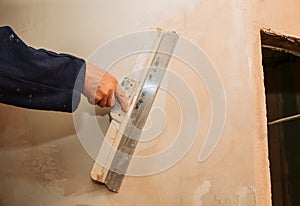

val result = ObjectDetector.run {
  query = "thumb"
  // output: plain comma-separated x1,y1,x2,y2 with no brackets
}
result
115,85,129,112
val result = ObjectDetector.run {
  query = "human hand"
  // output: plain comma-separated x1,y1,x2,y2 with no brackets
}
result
82,63,129,112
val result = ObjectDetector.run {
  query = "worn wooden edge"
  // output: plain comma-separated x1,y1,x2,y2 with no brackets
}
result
90,120,121,182
261,29,300,56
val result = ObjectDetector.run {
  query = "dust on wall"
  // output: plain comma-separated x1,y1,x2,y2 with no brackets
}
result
1,0,300,205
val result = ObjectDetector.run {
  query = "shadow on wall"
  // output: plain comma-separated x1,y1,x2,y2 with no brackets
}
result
0,102,112,205
0,103,76,150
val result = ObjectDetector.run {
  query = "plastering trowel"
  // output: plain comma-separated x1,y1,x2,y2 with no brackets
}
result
90,30,179,192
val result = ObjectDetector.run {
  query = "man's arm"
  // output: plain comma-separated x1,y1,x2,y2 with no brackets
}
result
0,26,128,112
0,26,85,112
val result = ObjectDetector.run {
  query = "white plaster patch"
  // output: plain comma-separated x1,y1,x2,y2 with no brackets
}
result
193,180,212,206
236,185,256,206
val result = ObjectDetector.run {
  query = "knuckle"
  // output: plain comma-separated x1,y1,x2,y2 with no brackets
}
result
101,91,109,96
95,96,101,103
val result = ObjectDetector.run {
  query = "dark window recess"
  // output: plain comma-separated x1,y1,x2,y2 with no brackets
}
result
262,30,300,206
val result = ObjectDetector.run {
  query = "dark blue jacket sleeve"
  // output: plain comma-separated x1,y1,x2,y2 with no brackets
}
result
0,26,86,112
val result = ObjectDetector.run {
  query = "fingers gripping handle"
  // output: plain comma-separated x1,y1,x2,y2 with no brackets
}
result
110,77,138,122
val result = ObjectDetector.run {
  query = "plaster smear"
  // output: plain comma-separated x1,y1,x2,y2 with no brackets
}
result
236,185,256,206
193,180,211,206
3,0,300,205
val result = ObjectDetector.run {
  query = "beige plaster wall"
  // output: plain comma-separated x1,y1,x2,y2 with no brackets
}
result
0,0,300,205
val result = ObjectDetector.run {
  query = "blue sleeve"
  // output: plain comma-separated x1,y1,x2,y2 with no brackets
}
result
0,26,86,112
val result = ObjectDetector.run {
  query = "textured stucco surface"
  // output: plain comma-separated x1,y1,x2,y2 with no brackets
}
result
0,0,300,205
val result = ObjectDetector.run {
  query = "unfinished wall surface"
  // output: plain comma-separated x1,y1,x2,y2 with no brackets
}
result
0,0,300,205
